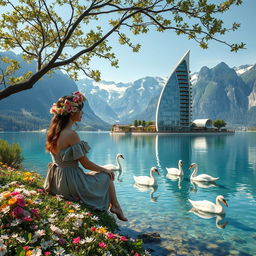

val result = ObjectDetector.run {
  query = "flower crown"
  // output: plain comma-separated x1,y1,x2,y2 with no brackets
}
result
50,91,86,116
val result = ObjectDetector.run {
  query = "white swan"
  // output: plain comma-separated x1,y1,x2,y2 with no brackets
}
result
188,195,228,214
189,163,219,182
166,160,183,176
133,167,159,186
103,153,124,172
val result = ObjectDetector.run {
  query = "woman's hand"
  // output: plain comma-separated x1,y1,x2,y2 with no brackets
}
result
104,169,115,181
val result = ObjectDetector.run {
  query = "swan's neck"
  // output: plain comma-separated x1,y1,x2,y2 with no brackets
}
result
179,165,183,175
191,166,198,177
215,198,224,213
116,156,122,169
150,170,154,178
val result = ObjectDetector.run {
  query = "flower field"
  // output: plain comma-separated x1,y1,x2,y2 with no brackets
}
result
0,163,148,256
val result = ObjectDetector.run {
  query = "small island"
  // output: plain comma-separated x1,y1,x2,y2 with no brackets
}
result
111,119,235,134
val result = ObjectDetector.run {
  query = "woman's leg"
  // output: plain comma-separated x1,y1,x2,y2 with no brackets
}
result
108,180,128,221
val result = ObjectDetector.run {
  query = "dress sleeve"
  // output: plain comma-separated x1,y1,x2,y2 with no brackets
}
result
59,141,91,161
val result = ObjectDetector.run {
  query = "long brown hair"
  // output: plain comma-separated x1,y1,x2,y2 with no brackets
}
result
45,96,84,153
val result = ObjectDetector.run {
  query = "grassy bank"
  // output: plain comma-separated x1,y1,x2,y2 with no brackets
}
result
0,163,148,256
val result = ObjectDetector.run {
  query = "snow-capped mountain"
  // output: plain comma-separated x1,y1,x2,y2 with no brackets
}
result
234,64,253,75
76,76,165,124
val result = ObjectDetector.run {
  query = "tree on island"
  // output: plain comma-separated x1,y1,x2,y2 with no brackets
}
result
0,0,245,100
213,119,227,130
134,120,138,127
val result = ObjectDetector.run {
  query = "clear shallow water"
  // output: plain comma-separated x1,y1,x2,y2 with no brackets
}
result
1,132,256,256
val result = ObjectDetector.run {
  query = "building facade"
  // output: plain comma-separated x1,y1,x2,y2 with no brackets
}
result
156,51,192,132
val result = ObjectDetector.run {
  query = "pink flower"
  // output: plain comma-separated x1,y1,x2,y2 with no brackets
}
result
15,195,26,207
72,237,81,244
98,242,106,248
107,233,116,239
44,252,51,256
11,206,24,218
120,236,128,242
37,189,44,193
11,191,20,196
31,209,40,219
23,246,29,251
134,253,140,256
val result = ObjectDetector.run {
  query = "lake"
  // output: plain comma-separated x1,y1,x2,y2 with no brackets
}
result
1,131,256,256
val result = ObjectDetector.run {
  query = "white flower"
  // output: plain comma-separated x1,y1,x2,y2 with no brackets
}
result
54,248,65,255
1,206,10,214
84,237,94,243
48,218,57,223
16,236,26,243
0,236,8,240
105,251,113,256
91,216,99,221
11,233,18,238
33,199,43,205
40,240,53,250
10,219,22,226
33,230,46,238
73,219,83,228
52,235,59,241
50,224,63,235
0,243,7,256
31,248,42,256
72,204,81,210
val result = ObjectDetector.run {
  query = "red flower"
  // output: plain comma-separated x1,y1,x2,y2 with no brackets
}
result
91,226,96,232
98,242,106,248
107,233,116,239
120,236,128,242
72,237,81,244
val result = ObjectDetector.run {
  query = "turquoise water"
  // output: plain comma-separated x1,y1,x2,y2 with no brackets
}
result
1,132,256,256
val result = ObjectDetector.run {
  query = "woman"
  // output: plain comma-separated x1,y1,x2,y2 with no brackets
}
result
44,91,127,221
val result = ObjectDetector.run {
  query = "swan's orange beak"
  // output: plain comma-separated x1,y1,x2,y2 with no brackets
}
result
189,165,193,169
222,199,228,207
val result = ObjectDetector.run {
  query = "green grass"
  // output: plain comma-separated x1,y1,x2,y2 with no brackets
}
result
0,163,147,256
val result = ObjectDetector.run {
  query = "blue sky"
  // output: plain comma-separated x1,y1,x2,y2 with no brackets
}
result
88,0,256,83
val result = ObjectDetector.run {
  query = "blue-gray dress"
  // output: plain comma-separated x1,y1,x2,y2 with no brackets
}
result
43,141,110,211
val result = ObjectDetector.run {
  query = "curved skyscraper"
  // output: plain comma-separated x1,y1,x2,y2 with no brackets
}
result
156,50,192,132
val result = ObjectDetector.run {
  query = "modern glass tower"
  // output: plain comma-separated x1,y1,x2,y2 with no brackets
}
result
156,51,192,132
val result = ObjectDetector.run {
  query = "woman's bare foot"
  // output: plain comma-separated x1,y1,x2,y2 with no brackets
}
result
110,206,128,221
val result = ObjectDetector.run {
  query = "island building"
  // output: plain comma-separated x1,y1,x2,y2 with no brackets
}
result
155,50,192,132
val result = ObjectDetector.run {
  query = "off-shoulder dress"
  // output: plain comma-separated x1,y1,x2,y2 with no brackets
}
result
43,141,110,211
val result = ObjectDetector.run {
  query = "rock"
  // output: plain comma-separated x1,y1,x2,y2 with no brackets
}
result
138,232,161,243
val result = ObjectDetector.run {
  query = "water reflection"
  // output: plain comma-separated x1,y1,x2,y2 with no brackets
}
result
133,184,159,202
189,208,228,229
190,180,218,192
166,174,183,189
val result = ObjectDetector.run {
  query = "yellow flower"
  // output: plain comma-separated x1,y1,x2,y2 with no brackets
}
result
26,250,32,256
97,227,107,234
24,172,32,176
26,199,33,205
0,161,3,165
2,191,11,198
69,209,75,213
8,197,17,205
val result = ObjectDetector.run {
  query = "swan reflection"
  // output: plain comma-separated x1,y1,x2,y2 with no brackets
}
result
190,180,218,192
133,183,159,202
189,208,228,229
166,173,183,189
